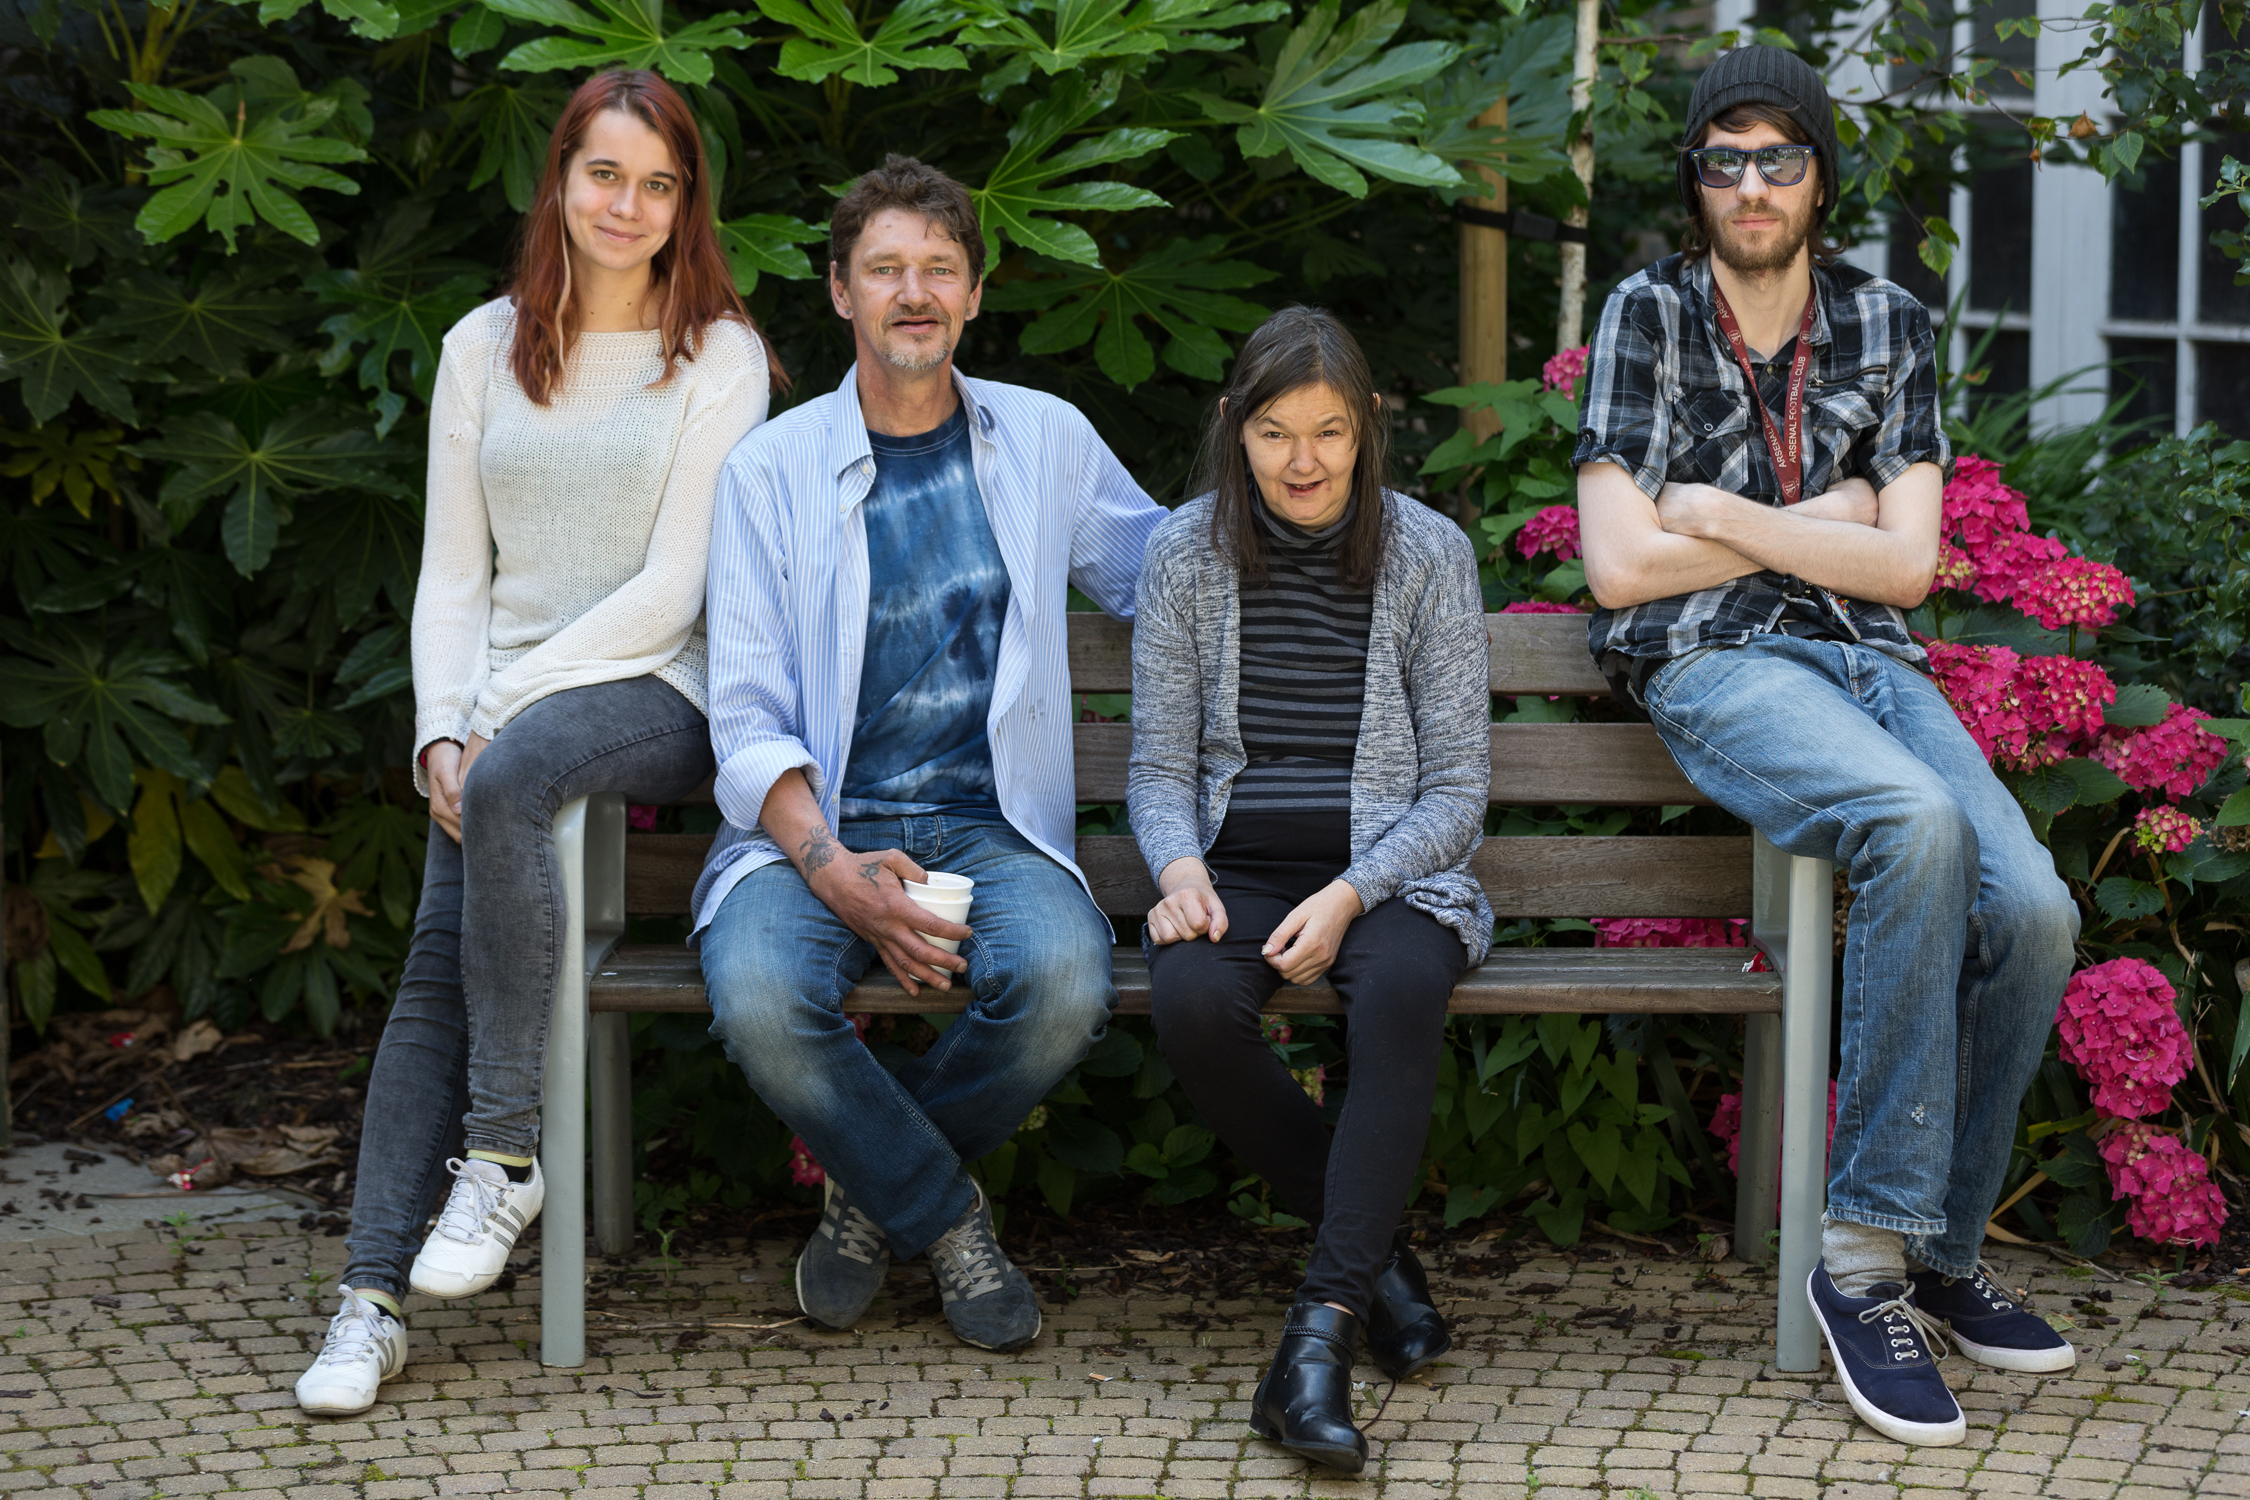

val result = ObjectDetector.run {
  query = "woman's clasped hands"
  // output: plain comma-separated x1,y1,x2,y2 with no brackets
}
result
422,732,492,844
1147,856,1364,984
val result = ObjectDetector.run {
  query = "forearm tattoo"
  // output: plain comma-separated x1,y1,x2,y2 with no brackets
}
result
799,827,838,875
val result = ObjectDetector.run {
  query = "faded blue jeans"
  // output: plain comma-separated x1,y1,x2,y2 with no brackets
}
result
1643,635,2078,1276
699,815,1116,1258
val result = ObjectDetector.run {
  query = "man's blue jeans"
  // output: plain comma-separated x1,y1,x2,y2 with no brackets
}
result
699,815,1117,1257
1643,636,2079,1275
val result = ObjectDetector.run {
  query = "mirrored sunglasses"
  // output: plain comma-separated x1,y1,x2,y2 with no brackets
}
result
1686,145,1818,189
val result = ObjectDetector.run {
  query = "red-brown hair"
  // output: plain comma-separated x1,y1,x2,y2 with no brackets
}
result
506,70,786,405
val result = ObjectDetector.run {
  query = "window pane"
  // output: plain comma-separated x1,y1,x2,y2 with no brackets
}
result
1889,172,1952,310
1968,0,2038,85
1966,327,2031,408
2197,342,2250,435
1968,136,2033,313
2110,155,2181,322
2201,129,2250,325
1890,0,1955,94
2108,336,2176,435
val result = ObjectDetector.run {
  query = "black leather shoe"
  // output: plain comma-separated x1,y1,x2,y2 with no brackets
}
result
1365,1244,1451,1380
1249,1302,1368,1474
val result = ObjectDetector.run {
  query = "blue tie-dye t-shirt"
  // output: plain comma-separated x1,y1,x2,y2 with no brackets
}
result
840,405,1012,820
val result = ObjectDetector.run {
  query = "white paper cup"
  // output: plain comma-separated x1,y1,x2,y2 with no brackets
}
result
904,872,974,954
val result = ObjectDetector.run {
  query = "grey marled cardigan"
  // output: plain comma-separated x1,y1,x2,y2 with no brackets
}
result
1127,490,1495,964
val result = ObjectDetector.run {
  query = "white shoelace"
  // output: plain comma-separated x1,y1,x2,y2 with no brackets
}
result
433,1158,508,1244
1857,1286,1952,1364
1949,1260,2026,1314
832,1200,886,1267
929,1201,1004,1301
313,1292,393,1369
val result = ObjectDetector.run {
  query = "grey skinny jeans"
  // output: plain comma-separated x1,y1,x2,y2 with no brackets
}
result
341,676,712,1298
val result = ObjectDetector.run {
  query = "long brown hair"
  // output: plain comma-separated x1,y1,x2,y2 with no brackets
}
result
1679,101,1846,266
1194,305,1389,590
505,69,785,405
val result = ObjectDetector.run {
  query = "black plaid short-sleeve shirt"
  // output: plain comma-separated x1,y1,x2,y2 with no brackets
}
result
1571,252,1949,669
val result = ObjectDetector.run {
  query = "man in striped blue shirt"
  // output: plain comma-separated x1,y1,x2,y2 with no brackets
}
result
693,156,1166,1353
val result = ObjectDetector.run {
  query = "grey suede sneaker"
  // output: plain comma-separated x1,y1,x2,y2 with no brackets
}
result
794,1178,890,1329
927,1183,1042,1351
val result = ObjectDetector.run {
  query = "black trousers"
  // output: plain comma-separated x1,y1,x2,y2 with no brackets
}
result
1146,810,1465,1315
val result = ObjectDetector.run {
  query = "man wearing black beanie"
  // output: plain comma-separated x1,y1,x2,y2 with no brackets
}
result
1572,45,2080,1448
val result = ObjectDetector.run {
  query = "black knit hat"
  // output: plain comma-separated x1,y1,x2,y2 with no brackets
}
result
1678,46,1841,222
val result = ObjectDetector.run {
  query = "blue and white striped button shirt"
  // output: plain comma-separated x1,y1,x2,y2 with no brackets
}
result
691,366,1167,933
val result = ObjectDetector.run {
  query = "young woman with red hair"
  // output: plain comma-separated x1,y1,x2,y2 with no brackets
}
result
295,69,783,1416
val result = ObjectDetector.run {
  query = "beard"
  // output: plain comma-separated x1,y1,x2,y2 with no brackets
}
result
1710,193,1818,275
873,305,958,371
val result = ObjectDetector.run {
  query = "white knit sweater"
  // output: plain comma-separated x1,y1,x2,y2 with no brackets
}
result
410,297,769,789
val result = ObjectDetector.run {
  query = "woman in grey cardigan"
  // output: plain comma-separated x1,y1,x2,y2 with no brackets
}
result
1129,307,1492,1474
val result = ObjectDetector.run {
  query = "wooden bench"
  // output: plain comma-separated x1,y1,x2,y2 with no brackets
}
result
533,612,1835,1374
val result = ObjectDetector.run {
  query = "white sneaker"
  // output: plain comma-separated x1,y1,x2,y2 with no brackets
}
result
295,1287,406,1416
408,1157,544,1299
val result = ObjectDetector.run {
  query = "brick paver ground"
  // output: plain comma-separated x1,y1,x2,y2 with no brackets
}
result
2,1219,2246,1498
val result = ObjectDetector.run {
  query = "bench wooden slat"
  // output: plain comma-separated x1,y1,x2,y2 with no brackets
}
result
1067,610,1610,697
589,943,1781,1017
626,833,1755,919
1067,721,1707,806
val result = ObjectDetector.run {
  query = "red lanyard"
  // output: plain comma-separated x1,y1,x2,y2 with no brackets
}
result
1710,284,1819,504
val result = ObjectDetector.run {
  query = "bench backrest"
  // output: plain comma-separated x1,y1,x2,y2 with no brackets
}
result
624,612,1751,921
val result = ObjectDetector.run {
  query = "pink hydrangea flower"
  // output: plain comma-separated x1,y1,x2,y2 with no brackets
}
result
1708,1081,1838,1176
788,1135,825,1187
2008,555,2137,631
627,803,659,831
1516,504,1582,561
1923,640,2034,765
2095,704,2231,800
1542,345,1589,394
1942,455,2030,556
1499,600,1587,614
2133,806,2203,855
2056,958,2192,1119
1593,917,1748,949
1969,529,2070,606
2012,652,2117,766
2099,1122,2228,1246
1260,1016,1293,1045
1932,539,1979,593
1294,1065,1326,1107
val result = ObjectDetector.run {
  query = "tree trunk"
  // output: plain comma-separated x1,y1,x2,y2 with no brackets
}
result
1557,0,1600,353
1459,95,1510,444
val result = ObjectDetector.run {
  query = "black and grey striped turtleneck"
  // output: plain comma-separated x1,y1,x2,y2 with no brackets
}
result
1229,495,1371,812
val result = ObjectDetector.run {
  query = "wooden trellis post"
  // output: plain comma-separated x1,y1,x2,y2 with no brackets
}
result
1458,96,1511,443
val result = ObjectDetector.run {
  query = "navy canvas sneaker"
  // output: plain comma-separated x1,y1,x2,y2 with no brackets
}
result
1910,1263,2076,1373
1807,1263,1967,1447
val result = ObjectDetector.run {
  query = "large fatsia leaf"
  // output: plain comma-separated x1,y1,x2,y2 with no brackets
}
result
86,59,369,250
1194,0,1462,198
959,0,1287,84
971,71,1176,267
720,214,827,295
221,0,405,39
293,491,422,629
13,173,143,270
91,267,300,378
463,81,569,211
1415,36,1574,200
308,200,493,434
986,238,1272,387
487,0,757,86
0,624,230,814
0,257,139,423
755,0,969,86
128,408,408,577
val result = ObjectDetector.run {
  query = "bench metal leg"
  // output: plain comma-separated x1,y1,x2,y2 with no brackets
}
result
541,797,591,1368
1775,851,1834,1373
591,1013,634,1256
1735,1013,1781,1264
